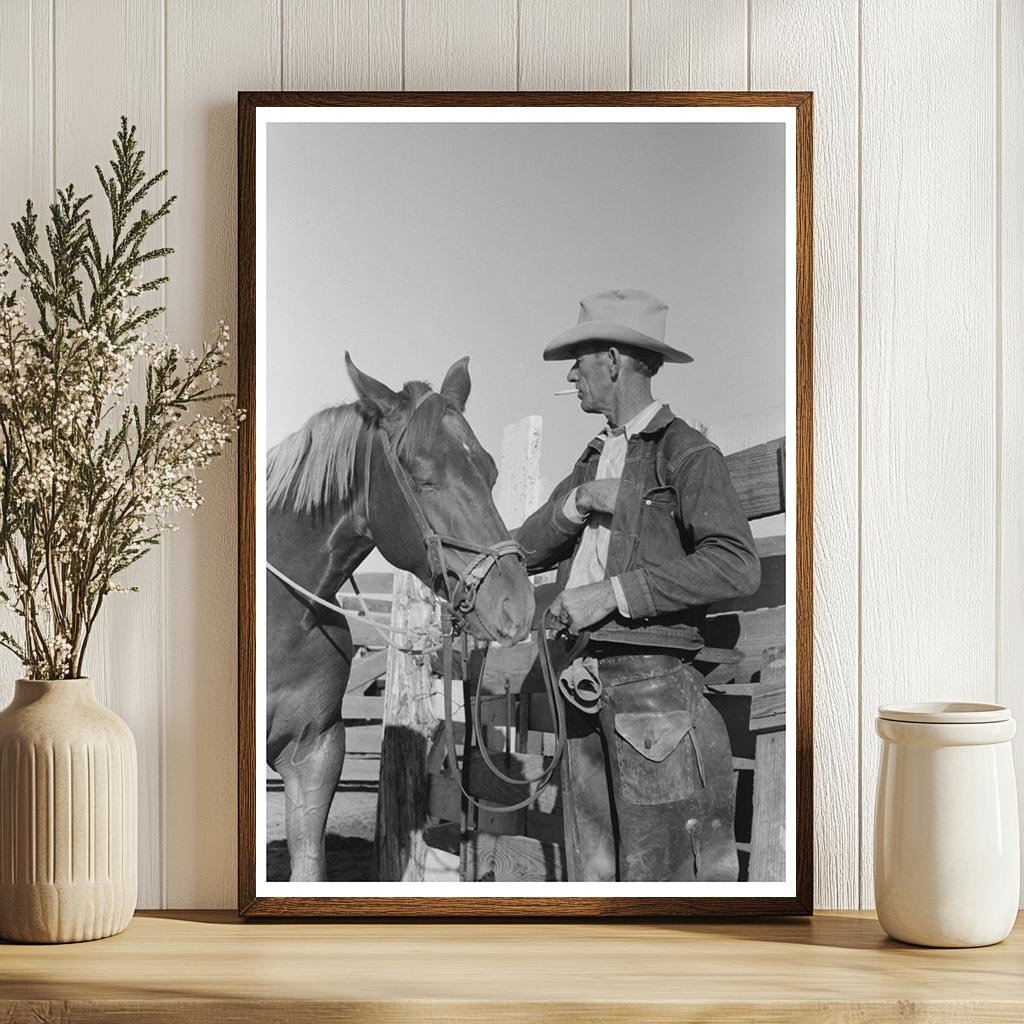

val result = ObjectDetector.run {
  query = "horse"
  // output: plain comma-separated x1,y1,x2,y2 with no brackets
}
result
266,354,535,882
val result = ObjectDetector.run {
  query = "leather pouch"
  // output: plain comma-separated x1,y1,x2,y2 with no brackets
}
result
613,709,697,805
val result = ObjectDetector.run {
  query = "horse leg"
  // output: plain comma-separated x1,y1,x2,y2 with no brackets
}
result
267,525,370,882
275,718,346,882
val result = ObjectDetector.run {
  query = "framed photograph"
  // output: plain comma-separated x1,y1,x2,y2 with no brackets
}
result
238,91,812,916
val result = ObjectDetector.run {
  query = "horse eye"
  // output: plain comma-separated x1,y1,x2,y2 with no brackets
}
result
408,458,440,490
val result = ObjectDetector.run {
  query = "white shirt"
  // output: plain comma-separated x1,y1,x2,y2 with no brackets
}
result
563,400,664,616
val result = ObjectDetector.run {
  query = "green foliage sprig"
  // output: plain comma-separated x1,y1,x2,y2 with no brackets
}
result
0,117,241,679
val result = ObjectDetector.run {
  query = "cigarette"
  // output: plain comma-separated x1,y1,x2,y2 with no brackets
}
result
554,388,577,396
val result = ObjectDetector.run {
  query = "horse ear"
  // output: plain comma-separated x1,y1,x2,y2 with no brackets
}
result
345,352,401,417
439,356,471,411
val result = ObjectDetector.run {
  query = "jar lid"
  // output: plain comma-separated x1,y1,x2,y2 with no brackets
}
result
877,701,1011,724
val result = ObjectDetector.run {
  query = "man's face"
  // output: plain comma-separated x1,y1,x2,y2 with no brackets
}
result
566,348,614,416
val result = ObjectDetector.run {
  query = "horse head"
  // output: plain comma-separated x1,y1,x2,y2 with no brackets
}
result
346,353,534,647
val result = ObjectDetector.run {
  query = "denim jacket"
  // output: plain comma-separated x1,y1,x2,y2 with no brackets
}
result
517,405,761,650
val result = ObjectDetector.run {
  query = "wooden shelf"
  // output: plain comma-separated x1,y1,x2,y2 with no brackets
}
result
2,910,1022,1021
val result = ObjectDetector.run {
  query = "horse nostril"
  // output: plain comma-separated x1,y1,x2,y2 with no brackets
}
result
495,595,531,641
499,596,516,633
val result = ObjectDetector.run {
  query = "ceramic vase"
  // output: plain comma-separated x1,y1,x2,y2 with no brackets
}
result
0,678,137,943
874,702,1019,948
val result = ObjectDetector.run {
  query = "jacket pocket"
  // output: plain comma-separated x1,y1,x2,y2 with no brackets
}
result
629,485,684,574
622,483,679,573
643,484,677,511
613,710,697,805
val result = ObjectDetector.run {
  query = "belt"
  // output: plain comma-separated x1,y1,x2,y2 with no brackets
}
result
559,647,697,715
586,640,696,663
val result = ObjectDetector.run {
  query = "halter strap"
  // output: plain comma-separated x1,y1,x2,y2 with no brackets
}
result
362,389,433,531
365,392,526,619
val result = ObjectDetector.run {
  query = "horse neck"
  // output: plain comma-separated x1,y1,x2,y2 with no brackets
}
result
268,418,377,590
268,505,370,600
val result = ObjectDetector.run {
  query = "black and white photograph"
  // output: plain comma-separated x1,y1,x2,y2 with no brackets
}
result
240,96,811,915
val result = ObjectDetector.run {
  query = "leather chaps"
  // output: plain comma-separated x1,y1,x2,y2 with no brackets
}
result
559,651,738,882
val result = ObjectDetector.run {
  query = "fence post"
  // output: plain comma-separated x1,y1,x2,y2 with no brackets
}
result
372,570,445,881
748,652,787,882
474,416,544,837
497,415,542,527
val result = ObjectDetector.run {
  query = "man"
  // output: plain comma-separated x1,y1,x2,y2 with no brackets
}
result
517,288,761,882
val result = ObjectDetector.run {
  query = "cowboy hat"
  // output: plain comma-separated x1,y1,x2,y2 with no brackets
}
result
543,288,693,364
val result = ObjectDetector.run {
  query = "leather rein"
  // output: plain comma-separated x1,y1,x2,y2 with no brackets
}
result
368,392,570,816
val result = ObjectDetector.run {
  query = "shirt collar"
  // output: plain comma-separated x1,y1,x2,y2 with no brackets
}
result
583,402,675,456
635,402,675,436
605,400,665,440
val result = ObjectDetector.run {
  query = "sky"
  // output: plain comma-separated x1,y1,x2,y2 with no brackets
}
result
266,119,786,567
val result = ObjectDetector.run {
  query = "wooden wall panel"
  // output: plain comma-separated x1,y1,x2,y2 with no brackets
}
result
0,0,1019,912
631,0,746,90
53,0,167,909
859,0,997,908
0,0,52,233
519,0,628,90
164,0,280,908
0,0,53,703
1000,0,1024,901
404,0,516,89
750,0,859,909
283,0,402,90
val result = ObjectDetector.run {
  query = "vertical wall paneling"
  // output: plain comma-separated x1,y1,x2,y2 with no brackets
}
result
750,0,860,910
0,0,52,232
1,0,1019,912
53,0,166,909
1000,0,1024,899
404,0,516,90
518,0,628,90
860,1,997,908
164,0,280,908
631,0,746,91
283,0,402,90
0,1,54,703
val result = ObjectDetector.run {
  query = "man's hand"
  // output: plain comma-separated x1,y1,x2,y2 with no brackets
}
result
548,581,619,634
575,478,621,515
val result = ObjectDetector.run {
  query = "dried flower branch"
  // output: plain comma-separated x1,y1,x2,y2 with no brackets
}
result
0,117,241,679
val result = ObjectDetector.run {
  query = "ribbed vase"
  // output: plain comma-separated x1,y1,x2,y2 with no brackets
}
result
0,678,137,943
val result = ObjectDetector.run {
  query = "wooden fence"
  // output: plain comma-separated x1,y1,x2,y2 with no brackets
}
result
421,424,787,883
270,409,787,883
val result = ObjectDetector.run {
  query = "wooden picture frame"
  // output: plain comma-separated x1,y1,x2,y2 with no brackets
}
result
238,91,813,917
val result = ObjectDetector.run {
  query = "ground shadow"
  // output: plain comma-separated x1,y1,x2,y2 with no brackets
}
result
266,833,374,882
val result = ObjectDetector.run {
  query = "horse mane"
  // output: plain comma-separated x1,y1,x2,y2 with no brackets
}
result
267,380,439,517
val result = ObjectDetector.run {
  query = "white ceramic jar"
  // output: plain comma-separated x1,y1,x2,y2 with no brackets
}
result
874,702,1019,947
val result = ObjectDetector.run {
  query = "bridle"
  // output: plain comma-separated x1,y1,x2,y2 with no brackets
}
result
364,391,527,633
368,391,572,815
